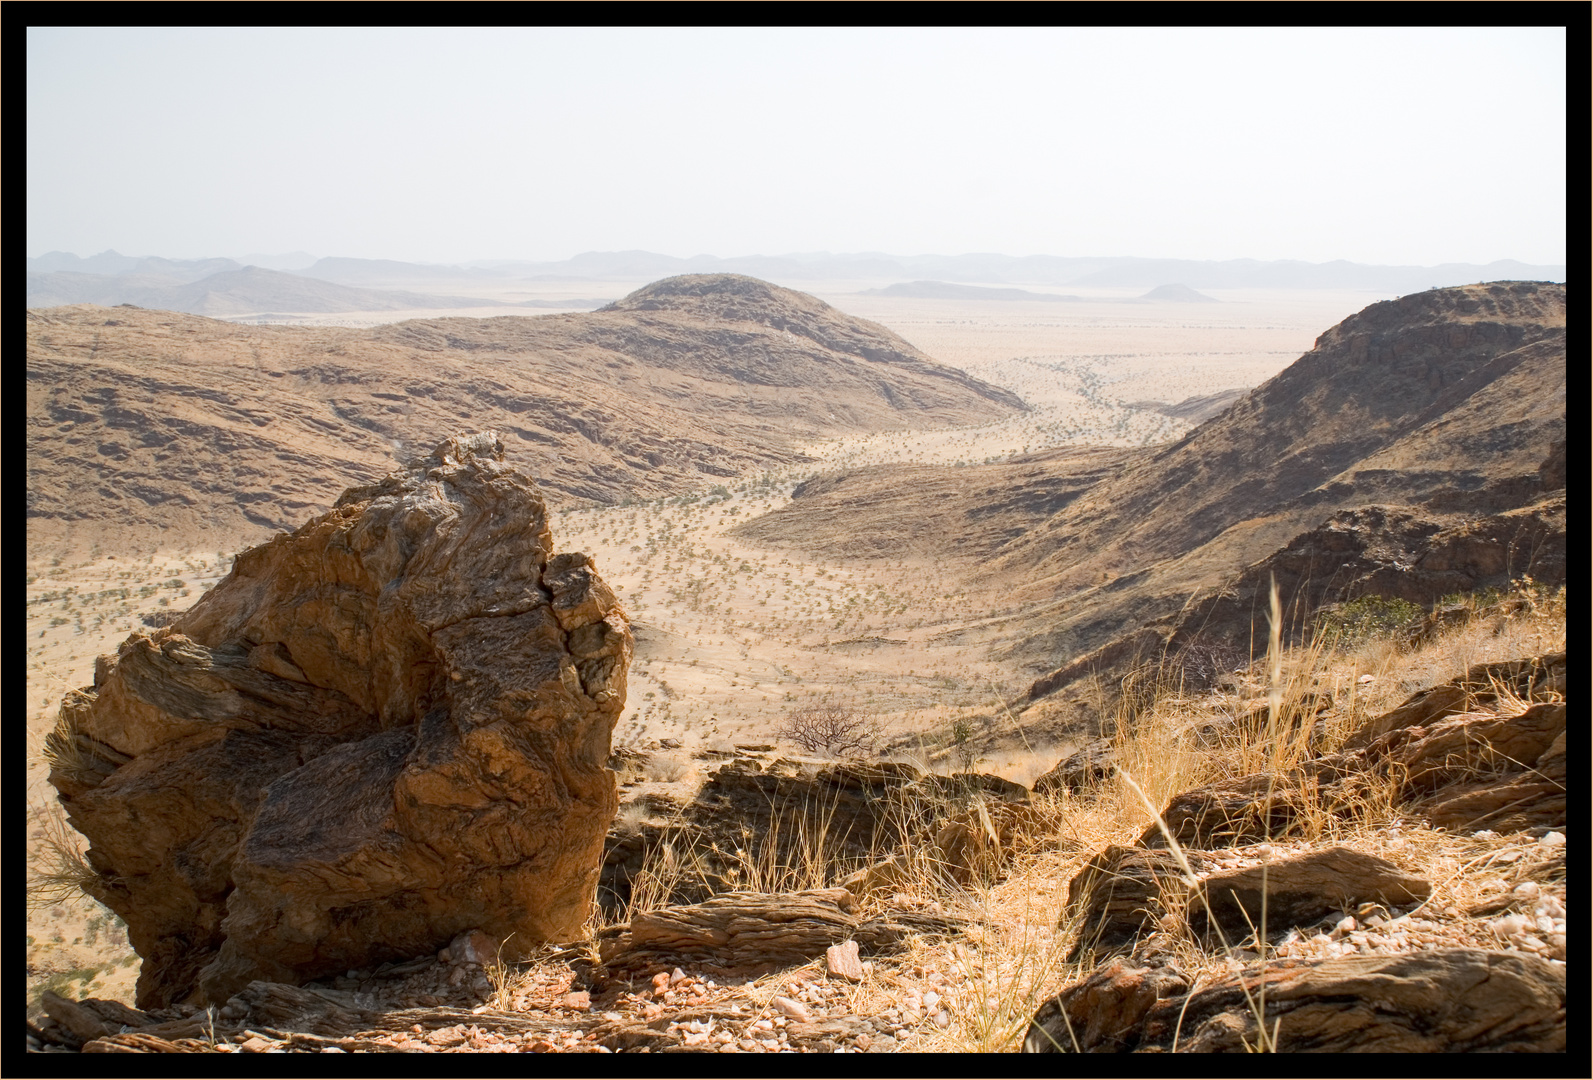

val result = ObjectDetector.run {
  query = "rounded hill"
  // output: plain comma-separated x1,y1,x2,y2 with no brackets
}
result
27,275,1026,544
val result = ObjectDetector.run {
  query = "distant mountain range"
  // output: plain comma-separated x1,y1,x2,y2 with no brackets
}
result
860,281,1084,302
461,251,1564,292
30,249,1565,297
25,259,612,316
859,281,1221,303
24,267,529,316
1136,283,1217,303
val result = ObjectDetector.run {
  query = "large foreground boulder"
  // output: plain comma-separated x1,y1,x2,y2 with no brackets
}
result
48,433,631,1008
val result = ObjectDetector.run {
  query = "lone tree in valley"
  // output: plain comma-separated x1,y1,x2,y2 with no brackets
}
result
776,702,882,759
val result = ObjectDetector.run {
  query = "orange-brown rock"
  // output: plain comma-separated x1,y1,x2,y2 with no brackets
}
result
933,801,1063,886
1343,651,1564,749
1063,845,1214,962
47,433,631,1008
1186,847,1430,945
1025,948,1565,1052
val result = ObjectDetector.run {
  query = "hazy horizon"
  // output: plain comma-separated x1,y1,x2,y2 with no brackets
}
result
28,27,1566,267
24,246,1570,274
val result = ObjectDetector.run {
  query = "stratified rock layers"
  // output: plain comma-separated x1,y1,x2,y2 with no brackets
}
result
48,433,631,1008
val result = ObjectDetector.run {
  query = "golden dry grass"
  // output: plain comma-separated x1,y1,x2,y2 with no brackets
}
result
593,579,1564,1051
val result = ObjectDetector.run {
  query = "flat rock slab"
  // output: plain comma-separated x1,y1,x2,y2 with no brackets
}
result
1026,947,1566,1053
1187,846,1430,945
600,889,859,970
598,889,971,974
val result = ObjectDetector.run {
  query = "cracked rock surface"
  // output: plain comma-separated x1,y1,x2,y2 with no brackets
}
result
48,432,631,1008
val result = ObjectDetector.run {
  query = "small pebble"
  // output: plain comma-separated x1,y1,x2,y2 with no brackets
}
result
771,995,811,1023
1491,914,1529,937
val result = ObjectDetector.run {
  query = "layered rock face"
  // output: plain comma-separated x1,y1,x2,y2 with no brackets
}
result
48,433,631,1008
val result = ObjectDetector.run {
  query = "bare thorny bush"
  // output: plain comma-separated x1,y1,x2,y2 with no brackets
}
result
776,701,886,758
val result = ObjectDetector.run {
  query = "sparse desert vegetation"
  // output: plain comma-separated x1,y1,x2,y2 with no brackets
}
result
26,281,1567,1052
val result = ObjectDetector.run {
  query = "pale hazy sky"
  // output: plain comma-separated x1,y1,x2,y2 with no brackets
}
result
27,26,1567,267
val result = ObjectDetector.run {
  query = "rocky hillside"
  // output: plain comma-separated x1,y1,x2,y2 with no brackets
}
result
996,282,1564,594
26,275,1024,545
731,446,1136,562
737,282,1565,708
1013,282,1565,710
33,598,1568,1052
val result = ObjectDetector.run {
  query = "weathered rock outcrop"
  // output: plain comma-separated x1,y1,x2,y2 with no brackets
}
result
1185,847,1430,946
1342,651,1564,748
1023,496,1566,716
1025,948,1566,1052
1133,653,1566,850
1063,846,1212,962
594,888,971,976
48,433,631,1008
1032,738,1115,796
1061,845,1430,962
1164,497,1567,657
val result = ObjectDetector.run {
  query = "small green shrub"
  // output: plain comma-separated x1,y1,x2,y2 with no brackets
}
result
1436,585,1505,609
1316,595,1423,643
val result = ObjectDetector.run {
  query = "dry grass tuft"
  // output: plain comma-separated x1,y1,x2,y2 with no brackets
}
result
27,801,101,913
919,578,1566,1051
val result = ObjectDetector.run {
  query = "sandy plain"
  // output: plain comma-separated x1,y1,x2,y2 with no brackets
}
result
25,283,1392,1005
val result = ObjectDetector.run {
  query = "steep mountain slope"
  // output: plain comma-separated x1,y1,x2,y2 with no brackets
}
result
26,275,1024,545
995,283,1563,589
1010,281,1565,697
735,282,1565,689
